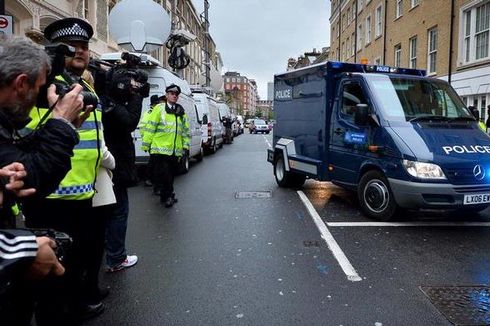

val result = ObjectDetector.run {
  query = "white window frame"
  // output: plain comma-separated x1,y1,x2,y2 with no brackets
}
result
366,15,372,44
394,44,402,67
375,4,383,37
357,23,363,50
351,32,356,56
428,27,438,74
358,0,364,12
346,37,351,58
396,0,403,19
409,36,417,68
462,2,490,64
411,0,419,9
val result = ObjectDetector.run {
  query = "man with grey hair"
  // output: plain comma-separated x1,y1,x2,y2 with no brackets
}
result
0,36,88,325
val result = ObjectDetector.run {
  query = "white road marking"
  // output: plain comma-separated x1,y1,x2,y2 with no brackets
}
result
297,190,362,282
263,134,272,148
327,221,490,227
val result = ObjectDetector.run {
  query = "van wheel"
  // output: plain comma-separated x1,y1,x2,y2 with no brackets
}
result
178,152,190,174
274,155,306,188
358,170,398,221
209,139,217,154
196,147,204,162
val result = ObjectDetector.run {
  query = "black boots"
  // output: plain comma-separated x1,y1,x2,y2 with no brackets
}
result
161,193,178,208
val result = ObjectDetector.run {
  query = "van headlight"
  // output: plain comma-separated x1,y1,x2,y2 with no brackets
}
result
402,160,447,180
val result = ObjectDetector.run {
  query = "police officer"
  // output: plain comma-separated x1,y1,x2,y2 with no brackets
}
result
21,18,106,323
142,85,190,207
140,94,162,188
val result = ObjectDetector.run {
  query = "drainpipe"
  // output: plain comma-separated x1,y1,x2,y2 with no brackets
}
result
354,0,358,62
338,3,342,60
448,0,455,84
382,0,388,65
0,0,4,15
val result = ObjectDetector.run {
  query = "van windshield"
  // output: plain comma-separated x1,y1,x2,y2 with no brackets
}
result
366,75,472,122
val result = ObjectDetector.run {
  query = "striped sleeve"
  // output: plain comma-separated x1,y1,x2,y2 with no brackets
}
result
0,229,37,274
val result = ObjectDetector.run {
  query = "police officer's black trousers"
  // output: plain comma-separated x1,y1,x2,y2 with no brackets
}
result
151,154,179,201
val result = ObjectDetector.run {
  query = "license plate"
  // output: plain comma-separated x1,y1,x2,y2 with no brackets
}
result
463,193,490,205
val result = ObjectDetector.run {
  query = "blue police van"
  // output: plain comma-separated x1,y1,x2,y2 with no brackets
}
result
267,61,490,221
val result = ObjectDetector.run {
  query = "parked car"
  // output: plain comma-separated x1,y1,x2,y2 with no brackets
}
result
100,52,204,175
250,119,270,134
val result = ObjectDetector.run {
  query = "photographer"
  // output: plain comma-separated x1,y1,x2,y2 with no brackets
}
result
0,36,87,325
20,18,107,323
101,56,147,273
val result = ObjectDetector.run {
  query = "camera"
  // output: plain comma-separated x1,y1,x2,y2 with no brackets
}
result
36,43,98,109
30,228,73,263
88,52,150,105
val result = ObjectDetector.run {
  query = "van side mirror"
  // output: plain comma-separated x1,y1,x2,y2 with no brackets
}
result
202,114,208,124
354,104,369,126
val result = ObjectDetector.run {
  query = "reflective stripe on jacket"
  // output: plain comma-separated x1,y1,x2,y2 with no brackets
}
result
141,103,190,156
24,75,102,200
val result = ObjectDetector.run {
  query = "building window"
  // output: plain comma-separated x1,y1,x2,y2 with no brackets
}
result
411,0,419,8
394,44,401,67
351,33,356,56
346,38,351,58
428,27,438,73
358,0,363,12
476,3,490,60
462,2,490,63
347,8,351,24
409,36,417,68
375,5,383,37
83,0,89,19
396,0,403,18
375,57,381,65
366,15,372,44
357,23,363,49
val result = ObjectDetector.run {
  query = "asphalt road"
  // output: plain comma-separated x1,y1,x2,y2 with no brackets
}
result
86,132,490,326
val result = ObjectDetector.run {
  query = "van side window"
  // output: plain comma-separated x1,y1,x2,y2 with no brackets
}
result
341,83,368,121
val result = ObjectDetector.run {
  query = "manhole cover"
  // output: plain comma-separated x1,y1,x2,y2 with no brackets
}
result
235,191,272,199
303,240,321,247
420,286,490,325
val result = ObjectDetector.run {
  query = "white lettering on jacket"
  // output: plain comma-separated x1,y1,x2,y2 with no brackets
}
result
443,145,490,155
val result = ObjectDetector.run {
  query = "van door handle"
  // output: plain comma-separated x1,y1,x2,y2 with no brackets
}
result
334,128,344,135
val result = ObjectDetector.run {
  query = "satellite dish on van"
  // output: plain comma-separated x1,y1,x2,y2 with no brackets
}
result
108,0,171,53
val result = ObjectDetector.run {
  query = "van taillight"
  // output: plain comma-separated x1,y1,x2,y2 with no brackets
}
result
208,122,212,137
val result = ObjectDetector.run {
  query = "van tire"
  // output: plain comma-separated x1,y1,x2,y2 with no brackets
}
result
178,152,190,174
358,170,398,221
274,155,306,188
209,139,217,154
196,147,204,162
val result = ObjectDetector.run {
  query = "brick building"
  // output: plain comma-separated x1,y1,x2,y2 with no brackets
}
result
329,0,490,120
223,71,258,117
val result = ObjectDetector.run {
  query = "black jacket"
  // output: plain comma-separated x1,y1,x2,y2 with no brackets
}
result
102,94,143,187
0,110,79,200
0,108,78,290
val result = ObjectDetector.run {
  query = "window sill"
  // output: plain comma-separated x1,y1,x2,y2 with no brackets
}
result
409,4,419,12
375,34,382,41
427,72,437,77
394,15,403,22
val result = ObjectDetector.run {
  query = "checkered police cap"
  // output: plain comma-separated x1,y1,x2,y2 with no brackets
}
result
44,18,94,43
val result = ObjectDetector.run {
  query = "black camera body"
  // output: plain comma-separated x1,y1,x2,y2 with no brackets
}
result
89,52,150,105
30,228,72,263
36,43,99,109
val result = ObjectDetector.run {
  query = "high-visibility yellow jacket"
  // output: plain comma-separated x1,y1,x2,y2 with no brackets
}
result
24,75,102,200
138,106,154,139
478,120,487,132
141,103,190,156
